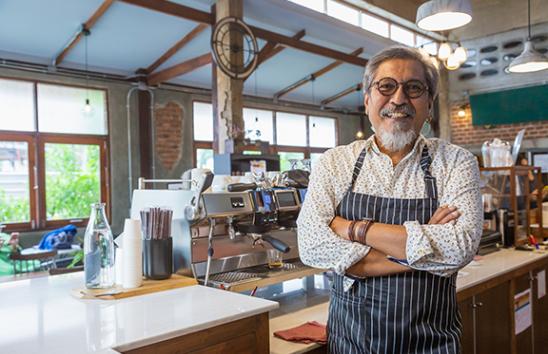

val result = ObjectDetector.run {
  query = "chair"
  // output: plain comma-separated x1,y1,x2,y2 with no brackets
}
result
10,249,58,274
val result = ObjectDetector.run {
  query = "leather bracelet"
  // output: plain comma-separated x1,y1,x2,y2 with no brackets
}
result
347,220,358,241
356,219,374,245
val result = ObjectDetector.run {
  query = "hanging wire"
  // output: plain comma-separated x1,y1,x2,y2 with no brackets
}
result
83,25,91,110
527,0,531,39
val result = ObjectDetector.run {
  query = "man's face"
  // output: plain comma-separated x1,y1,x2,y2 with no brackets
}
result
364,59,432,151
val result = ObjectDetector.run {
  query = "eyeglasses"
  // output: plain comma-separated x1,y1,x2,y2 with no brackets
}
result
370,77,429,99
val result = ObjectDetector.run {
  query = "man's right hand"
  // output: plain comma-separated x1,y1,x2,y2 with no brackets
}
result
428,205,461,225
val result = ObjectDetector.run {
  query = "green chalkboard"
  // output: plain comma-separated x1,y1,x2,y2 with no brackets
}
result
470,84,548,126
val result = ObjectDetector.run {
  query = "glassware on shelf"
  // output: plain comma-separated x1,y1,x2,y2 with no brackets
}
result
84,203,115,289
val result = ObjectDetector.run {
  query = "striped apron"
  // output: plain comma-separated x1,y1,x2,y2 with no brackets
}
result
328,146,461,354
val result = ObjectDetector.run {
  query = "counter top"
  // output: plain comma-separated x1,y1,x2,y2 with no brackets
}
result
456,248,548,292
269,248,548,354
0,273,278,354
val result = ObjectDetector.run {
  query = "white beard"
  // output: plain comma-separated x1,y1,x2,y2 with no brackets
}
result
375,122,417,152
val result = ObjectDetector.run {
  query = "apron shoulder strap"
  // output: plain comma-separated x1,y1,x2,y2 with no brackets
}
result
350,147,368,188
420,144,438,199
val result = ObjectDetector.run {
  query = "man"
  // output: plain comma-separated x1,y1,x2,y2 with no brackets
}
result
297,46,482,354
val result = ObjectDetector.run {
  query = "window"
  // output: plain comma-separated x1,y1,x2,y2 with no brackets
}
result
191,101,338,172
390,24,415,46
243,108,274,143
278,151,305,172
310,152,323,168
193,102,213,142
276,112,307,147
44,142,101,220
416,35,438,56
288,0,325,12
360,12,389,37
309,116,336,148
0,78,109,231
196,148,214,170
37,84,107,135
0,79,35,131
327,0,359,26
0,140,31,224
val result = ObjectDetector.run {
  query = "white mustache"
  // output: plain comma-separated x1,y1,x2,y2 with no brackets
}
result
380,105,415,119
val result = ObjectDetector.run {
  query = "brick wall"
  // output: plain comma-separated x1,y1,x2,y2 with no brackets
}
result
450,99,548,146
155,101,183,171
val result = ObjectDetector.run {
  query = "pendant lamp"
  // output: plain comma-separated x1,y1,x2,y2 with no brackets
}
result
508,0,548,73
82,26,93,115
416,0,472,32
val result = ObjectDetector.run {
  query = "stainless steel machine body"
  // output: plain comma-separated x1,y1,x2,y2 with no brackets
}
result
130,181,317,291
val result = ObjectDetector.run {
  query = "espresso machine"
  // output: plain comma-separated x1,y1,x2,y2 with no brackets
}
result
130,170,319,292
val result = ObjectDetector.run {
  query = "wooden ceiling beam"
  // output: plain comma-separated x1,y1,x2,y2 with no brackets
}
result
146,23,208,74
250,26,368,67
53,0,115,67
274,47,362,101
321,83,362,106
257,29,306,66
119,0,213,24
121,0,367,67
147,53,212,86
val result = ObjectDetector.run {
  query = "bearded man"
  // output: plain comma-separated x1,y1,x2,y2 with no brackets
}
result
297,46,482,354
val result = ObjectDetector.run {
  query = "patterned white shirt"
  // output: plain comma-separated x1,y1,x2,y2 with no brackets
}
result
297,134,483,291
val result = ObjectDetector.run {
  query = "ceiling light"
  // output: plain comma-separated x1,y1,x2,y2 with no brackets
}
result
416,0,472,31
438,42,452,60
444,53,460,70
508,41,548,72
508,0,548,73
454,45,468,63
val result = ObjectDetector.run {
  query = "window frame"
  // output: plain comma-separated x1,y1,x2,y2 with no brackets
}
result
0,76,110,232
191,100,339,167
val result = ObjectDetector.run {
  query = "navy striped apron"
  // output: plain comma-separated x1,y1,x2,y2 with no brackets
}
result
328,146,461,354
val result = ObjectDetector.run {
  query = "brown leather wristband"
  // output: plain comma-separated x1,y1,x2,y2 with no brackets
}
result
347,220,358,241
356,219,374,245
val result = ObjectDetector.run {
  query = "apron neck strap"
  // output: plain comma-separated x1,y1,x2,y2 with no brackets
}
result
420,144,438,200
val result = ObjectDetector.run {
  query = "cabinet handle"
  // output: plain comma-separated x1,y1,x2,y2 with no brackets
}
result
473,302,483,308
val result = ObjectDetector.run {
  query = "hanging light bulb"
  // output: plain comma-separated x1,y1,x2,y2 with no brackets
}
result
444,53,460,70
356,131,364,139
438,42,452,60
416,0,473,32
83,98,92,114
454,45,468,64
457,107,466,117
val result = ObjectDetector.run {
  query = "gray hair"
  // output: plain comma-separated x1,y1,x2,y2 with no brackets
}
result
362,45,439,100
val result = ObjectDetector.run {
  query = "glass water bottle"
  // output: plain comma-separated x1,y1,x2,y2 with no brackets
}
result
84,203,115,288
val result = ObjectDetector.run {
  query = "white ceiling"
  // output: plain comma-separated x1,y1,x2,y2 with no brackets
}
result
0,0,399,109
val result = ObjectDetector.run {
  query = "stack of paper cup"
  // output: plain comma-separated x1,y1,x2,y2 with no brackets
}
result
122,218,143,289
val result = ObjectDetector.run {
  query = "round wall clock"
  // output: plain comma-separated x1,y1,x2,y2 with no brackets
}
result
211,17,259,80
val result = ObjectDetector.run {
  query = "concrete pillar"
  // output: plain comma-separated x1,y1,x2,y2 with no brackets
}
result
212,0,245,154
438,68,451,141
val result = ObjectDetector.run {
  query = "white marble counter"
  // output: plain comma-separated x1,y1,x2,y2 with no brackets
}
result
0,273,278,354
269,248,548,354
456,248,548,291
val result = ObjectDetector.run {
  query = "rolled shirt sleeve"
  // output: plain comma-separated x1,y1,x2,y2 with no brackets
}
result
404,149,483,276
297,148,371,276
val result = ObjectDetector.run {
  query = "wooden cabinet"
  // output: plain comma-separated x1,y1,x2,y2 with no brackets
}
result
458,297,475,354
533,265,548,354
121,313,269,354
513,273,534,354
459,282,511,354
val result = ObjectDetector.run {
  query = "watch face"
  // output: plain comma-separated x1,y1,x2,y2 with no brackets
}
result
211,17,258,80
